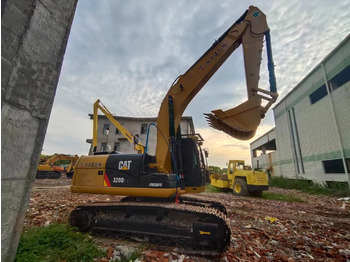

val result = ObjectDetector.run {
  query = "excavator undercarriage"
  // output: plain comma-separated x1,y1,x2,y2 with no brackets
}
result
69,196,231,254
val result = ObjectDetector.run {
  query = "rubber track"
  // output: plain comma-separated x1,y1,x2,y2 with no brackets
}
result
179,195,228,215
69,200,231,254
121,195,228,215
36,172,61,179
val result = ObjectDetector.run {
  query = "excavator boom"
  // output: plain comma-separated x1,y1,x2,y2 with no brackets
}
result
92,99,144,154
156,6,278,172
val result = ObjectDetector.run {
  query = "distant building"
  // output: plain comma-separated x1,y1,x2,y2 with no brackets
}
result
86,115,195,156
250,128,277,179
250,35,350,185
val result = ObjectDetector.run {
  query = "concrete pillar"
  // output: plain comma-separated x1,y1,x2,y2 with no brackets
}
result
1,0,78,261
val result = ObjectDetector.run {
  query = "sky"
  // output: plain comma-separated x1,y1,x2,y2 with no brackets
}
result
42,0,350,168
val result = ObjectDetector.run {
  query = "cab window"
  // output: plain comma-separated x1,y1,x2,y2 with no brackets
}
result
229,162,234,174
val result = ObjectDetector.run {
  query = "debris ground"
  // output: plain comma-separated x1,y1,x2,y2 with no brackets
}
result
26,177,350,261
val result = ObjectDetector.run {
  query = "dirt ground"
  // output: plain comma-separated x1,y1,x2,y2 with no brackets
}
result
26,176,350,262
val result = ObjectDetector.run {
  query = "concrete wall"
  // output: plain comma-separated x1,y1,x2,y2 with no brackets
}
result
1,0,77,260
252,152,280,177
250,129,280,177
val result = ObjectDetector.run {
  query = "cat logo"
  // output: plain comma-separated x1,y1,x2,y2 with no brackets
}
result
118,160,132,170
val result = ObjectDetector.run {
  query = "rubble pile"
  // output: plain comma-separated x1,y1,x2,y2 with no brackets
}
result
26,178,350,261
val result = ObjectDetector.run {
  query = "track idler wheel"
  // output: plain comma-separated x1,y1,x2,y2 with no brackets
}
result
69,208,95,232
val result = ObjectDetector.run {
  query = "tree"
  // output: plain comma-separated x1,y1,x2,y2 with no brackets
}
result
209,166,222,175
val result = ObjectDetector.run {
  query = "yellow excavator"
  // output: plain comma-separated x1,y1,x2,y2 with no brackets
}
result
69,6,278,253
37,154,79,179
92,99,144,154
64,155,80,178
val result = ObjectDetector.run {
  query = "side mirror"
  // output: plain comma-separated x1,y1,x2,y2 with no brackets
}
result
133,134,140,145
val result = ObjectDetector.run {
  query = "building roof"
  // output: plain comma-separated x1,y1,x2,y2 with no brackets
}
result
250,127,275,145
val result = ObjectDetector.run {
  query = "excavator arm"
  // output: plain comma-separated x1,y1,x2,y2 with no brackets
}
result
92,99,144,154
65,155,79,174
44,154,70,166
155,6,278,172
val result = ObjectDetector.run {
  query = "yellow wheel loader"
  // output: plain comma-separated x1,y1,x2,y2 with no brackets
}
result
210,160,268,197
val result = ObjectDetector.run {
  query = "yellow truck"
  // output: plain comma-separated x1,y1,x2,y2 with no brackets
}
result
210,160,268,197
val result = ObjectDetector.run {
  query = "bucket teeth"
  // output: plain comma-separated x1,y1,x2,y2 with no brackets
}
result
204,113,256,140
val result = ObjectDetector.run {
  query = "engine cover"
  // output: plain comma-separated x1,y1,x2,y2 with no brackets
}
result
104,154,177,189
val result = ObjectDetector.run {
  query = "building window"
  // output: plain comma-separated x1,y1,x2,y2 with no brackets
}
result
114,142,120,152
101,142,107,152
322,159,346,174
115,128,120,135
235,162,244,170
103,124,110,135
309,84,327,104
141,123,148,134
329,65,350,91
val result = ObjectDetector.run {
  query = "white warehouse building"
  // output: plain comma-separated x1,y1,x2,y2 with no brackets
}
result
251,35,350,185
86,115,195,156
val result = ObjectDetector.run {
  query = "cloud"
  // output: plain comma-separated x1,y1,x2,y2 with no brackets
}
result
42,103,92,155
43,0,350,162
197,124,274,167
223,144,249,150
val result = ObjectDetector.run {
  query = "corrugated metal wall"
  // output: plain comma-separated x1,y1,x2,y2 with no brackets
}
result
272,36,350,183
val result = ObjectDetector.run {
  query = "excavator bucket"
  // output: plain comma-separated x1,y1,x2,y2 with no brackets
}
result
205,97,264,140
203,20,278,141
